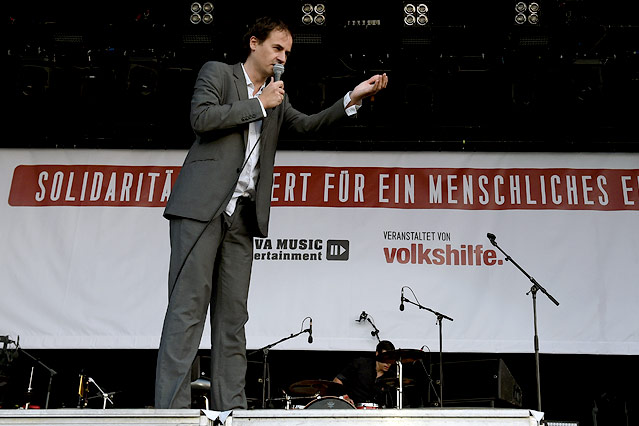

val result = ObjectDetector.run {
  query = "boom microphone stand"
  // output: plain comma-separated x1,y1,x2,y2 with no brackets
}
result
247,318,312,408
356,311,382,342
12,338,57,409
487,232,559,412
401,287,453,407
87,377,114,409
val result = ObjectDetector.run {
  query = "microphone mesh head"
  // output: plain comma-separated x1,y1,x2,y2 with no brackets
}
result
273,64,285,81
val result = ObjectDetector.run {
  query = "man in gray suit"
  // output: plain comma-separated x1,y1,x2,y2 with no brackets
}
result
155,16,388,410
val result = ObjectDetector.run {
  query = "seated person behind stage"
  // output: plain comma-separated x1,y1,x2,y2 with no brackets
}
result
332,340,396,407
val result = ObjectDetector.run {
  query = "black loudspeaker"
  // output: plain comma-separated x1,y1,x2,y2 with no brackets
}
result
432,358,523,408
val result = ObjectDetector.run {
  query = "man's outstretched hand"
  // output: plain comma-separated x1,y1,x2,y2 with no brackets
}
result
348,73,388,108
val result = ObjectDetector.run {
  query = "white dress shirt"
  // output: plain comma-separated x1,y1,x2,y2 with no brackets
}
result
225,64,360,215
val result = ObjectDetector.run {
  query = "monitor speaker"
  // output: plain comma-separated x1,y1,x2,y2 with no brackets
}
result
432,358,523,407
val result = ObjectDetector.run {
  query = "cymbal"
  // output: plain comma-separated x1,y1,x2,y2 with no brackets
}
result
377,377,416,388
376,349,426,364
288,380,344,396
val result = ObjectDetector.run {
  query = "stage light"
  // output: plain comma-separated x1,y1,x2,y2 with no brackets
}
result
299,2,326,26
404,14,416,26
404,2,429,27
189,1,214,25
513,1,540,26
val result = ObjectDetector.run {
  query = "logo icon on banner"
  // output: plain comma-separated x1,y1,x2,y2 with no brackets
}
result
326,240,349,261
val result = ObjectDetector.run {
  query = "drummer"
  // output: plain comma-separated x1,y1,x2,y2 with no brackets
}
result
332,340,396,408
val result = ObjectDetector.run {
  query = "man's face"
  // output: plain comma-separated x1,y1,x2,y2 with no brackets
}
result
249,29,292,78
376,350,391,372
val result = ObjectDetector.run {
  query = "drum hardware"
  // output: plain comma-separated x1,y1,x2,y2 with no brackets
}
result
377,347,429,409
25,367,34,409
356,402,379,409
288,379,345,397
399,286,453,407
85,376,114,409
268,392,313,410
376,349,426,365
377,376,416,388
190,375,211,410
191,376,211,391
247,317,313,409
304,395,355,409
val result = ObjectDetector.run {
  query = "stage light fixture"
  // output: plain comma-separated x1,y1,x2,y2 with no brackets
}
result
404,2,429,27
189,1,214,25
404,14,416,26
299,2,326,26
513,1,540,26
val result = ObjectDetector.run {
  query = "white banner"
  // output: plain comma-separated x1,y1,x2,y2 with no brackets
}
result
1,149,638,355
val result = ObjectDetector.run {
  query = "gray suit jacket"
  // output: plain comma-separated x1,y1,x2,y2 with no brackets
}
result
164,61,348,237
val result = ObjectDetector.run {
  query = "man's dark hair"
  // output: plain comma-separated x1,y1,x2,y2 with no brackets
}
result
376,340,395,354
243,16,291,57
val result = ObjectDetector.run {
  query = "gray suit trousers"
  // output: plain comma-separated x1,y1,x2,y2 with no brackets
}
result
155,198,255,410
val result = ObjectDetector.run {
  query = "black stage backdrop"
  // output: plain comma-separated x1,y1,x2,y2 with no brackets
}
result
0,349,636,425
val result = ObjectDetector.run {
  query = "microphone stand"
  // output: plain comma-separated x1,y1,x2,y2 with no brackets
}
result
488,234,559,412
402,297,452,407
17,346,57,409
248,327,311,409
87,377,114,409
367,318,381,342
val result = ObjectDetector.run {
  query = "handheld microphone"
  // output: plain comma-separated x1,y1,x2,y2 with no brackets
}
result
308,318,313,344
273,64,285,81
400,288,405,311
487,232,497,246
